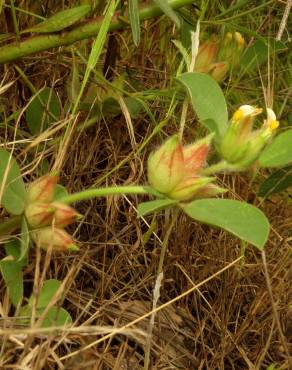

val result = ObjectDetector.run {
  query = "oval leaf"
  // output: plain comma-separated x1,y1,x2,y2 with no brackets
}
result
138,199,178,217
5,239,22,260
54,184,69,200
39,306,72,327
176,72,228,138
0,259,23,307
26,87,61,135
26,5,91,33
28,279,61,308
19,305,72,328
0,148,27,215
259,130,292,168
183,199,269,250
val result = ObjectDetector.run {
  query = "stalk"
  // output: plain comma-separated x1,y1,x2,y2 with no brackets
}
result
58,185,151,204
0,0,195,64
201,160,230,175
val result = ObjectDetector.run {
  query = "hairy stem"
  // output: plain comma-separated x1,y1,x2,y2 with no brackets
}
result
201,160,231,175
58,185,151,204
0,0,195,64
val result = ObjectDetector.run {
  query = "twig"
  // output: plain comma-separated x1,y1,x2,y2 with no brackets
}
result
276,0,292,41
144,211,178,369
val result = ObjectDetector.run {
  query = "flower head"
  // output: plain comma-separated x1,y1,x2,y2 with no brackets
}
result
51,202,81,227
195,41,218,73
263,108,279,131
31,227,78,252
148,134,224,201
25,202,55,229
148,135,184,194
27,173,59,203
210,62,229,81
194,32,245,81
220,106,279,169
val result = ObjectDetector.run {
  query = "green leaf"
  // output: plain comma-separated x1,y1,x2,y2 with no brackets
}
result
38,306,72,327
19,279,71,328
28,279,61,308
19,217,30,262
0,258,23,307
172,39,191,70
26,87,61,135
0,148,27,215
0,240,24,307
258,166,292,197
138,199,178,217
67,54,80,104
129,0,140,46
259,130,292,168
176,72,228,138
124,97,143,118
19,305,72,328
241,39,286,72
54,184,69,200
25,5,91,33
266,365,279,370
180,19,193,49
76,0,117,112
5,239,21,260
5,238,27,266
183,199,270,250
38,158,50,176
153,0,181,27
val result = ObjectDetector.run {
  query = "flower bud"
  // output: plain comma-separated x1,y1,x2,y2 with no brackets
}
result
220,106,279,169
31,227,78,252
148,135,184,194
195,41,218,72
25,202,55,228
27,174,59,203
210,62,229,81
236,108,279,168
182,134,213,173
168,176,213,201
148,134,224,201
194,184,227,199
220,105,263,164
51,202,81,227
217,31,245,71
234,32,245,49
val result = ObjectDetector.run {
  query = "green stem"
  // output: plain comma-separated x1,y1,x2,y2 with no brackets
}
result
179,97,189,140
0,0,195,64
9,0,20,41
58,185,151,205
0,216,22,237
201,160,230,176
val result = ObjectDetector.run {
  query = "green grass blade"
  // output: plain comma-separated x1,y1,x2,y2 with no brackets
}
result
129,0,140,46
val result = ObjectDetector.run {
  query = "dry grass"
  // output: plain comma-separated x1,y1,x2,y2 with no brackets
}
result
0,1,291,369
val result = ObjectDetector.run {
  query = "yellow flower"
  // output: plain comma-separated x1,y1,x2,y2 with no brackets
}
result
220,106,279,169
